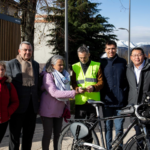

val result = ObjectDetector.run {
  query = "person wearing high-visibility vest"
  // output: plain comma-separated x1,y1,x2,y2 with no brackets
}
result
71,44,104,145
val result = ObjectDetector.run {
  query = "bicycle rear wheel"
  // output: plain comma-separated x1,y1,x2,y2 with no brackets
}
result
124,134,148,150
58,124,100,150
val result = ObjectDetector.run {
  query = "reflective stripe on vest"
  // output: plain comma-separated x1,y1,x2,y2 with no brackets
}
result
85,78,97,82
76,80,84,84
72,61,101,105
77,78,97,84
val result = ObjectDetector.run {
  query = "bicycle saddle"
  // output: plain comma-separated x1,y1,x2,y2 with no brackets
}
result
87,100,105,105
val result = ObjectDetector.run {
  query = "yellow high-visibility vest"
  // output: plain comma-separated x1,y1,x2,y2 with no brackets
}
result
72,61,101,105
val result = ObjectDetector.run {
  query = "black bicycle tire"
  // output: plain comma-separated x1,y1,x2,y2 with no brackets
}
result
124,133,148,150
58,123,100,150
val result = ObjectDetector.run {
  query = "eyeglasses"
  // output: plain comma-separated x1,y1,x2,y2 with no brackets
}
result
21,49,32,52
131,53,143,57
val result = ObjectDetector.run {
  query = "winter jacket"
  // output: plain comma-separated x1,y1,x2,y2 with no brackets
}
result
0,76,19,123
6,59,39,113
126,58,150,105
100,54,128,107
39,72,76,118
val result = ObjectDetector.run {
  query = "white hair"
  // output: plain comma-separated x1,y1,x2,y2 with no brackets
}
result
19,41,33,50
46,55,65,73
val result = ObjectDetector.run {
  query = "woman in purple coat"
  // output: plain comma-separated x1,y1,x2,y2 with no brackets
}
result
39,55,78,150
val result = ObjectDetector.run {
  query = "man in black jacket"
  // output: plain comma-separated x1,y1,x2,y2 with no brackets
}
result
6,41,39,150
100,40,128,150
127,47,150,136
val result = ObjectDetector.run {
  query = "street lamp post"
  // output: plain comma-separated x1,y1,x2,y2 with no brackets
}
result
65,0,68,70
118,0,131,64
129,0,131,64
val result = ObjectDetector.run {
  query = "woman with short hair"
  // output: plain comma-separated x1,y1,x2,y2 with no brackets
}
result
39,55,78,150
0,62,19,143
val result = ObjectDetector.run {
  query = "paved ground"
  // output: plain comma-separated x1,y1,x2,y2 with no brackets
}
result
0,109,135,150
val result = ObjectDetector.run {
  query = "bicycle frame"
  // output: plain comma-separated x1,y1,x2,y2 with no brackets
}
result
68,104,150,150
69,114,136,150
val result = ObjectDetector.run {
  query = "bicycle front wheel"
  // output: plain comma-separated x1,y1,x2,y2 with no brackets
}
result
58,124,100,150
124,134,148,150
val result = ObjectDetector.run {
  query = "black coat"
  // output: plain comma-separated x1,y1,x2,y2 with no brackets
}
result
6,59,39,113
100,54,128,107
126,58,150,105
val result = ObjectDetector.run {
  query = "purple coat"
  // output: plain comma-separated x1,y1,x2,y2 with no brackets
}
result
39,72,76,118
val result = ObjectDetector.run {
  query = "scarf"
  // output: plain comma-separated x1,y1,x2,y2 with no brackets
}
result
52,69,70,102
16,54,34,86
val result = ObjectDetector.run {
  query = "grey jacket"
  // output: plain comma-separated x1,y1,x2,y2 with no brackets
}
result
126,58,150,105
6,58,39,113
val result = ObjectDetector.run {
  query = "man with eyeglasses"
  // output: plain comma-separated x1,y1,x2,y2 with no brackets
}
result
127,47,150,138
6,41,39,150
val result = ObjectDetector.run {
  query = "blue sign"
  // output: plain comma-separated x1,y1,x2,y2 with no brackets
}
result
0,13,21,24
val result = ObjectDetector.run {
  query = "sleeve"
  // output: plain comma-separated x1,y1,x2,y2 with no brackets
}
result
6,62,12,77
8,83,19,116
123,61,129,106
71,70,79,91
92,65,104,92
43,73,76,99
37,63,41,100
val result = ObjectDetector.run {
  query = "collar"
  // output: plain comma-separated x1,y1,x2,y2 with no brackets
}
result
107,54,117,60
106,54,118,63
80,59,91,66
134,60,145,70
0,76,7,84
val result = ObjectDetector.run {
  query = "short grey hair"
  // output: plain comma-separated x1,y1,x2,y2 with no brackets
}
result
19,41,33,50
77,44,89,54
46,55,65,73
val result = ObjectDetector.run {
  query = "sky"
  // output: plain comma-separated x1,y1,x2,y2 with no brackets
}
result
91,0,150,43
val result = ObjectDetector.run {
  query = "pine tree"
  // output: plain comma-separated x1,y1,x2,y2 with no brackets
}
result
44,0,117,64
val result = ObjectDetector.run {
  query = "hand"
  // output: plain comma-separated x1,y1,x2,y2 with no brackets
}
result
86,86,94,93
78,87,86,93
75,90,79,95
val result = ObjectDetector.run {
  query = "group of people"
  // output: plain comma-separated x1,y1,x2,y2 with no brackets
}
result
0,40,149,150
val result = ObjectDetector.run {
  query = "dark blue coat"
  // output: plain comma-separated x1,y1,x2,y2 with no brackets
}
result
100,54,128,107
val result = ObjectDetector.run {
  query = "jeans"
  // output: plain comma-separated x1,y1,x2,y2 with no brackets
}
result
103,107,124,150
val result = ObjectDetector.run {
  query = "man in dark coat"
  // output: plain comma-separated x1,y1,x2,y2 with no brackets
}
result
126,47,150,136
6,41,39,150
100,40,128,150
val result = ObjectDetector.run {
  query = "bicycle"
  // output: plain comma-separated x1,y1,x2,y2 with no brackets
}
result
58,95,150,150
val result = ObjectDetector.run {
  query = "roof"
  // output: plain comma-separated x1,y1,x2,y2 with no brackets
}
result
35,15,52,23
